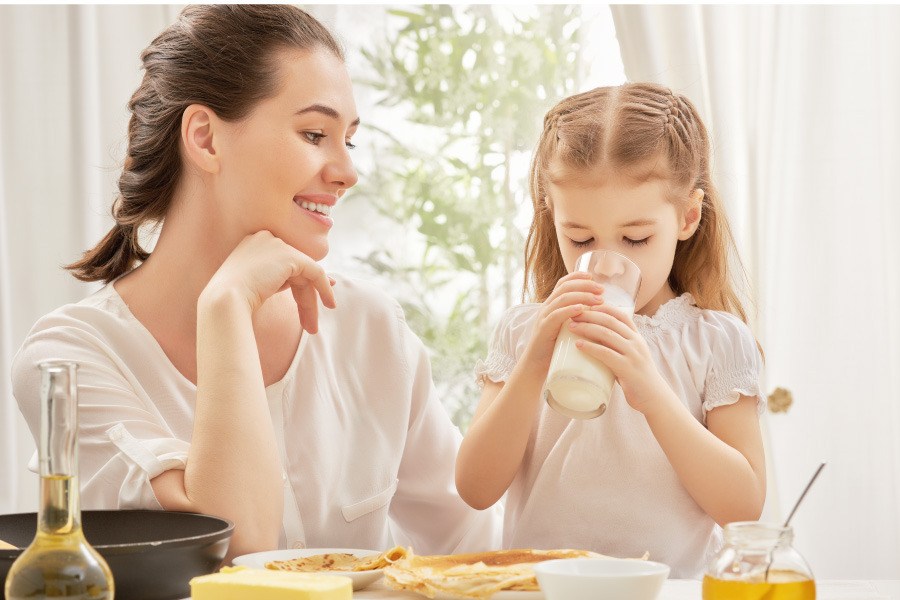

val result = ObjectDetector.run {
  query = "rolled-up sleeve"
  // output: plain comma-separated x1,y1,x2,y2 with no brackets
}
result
12,323,189,510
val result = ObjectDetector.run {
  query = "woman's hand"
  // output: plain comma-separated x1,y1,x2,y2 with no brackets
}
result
201,230,336,334
520,272,605,373
569,303,670,413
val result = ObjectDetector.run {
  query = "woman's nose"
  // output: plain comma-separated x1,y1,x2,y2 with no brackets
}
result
324,148,358,190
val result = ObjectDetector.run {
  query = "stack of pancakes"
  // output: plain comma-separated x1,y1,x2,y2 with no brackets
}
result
384,548,605,599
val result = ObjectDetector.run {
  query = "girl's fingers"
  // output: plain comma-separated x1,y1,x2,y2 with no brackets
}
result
539,304,586,340
544,291,604,315
575,338,624,368
589,303,638,332
572,309,635,340
570,321,630,355
549,277,604,300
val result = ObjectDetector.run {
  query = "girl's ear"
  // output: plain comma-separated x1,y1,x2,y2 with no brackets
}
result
678,188,704,240
181,104,221,175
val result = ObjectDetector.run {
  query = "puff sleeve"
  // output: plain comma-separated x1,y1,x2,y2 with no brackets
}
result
697,311,765,418
473,304,540,387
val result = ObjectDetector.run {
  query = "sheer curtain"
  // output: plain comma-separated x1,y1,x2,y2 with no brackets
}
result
612,4,900,578
0,5,184,513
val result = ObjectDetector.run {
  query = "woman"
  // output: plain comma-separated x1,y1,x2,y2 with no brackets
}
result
12,4,500,560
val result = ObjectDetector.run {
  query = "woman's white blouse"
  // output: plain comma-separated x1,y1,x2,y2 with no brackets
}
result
474,293,763,578
13,275,501,554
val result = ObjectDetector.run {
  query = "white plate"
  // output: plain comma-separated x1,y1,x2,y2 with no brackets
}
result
231,547,384,591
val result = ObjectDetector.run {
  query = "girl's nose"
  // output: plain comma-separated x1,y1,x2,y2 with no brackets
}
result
592,251,627,279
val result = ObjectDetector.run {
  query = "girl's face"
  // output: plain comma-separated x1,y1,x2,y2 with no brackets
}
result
213,48,359,261
547,173,701,316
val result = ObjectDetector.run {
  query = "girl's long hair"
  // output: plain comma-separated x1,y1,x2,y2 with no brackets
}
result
66,5,343,283
525,82,751,325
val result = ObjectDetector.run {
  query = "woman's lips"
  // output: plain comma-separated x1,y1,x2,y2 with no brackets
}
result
294,197,334,228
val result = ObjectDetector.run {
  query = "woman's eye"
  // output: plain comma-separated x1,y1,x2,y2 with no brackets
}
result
345,140,357,150
624,236,650,246
302,131,326,145
570,238,594,248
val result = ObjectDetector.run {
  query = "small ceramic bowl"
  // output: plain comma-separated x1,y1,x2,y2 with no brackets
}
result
533,558,670,600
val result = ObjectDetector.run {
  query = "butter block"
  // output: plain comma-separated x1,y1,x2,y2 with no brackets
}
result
190,566,353,600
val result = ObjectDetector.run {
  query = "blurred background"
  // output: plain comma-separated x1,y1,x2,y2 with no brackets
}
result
1,4,898,579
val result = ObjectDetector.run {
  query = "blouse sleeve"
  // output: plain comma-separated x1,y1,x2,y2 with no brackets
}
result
698,311,765,418
11,317,190,510
388,303,503,554
474,304,539,387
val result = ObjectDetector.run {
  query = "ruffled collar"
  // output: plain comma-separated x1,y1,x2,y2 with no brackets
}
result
633,292,700,332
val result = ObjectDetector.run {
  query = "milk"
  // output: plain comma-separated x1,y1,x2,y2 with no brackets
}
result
543,283,635,419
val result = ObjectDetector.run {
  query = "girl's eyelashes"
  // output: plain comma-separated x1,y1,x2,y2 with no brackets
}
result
345,140,356,150
569,237,594,248
624,236,650,246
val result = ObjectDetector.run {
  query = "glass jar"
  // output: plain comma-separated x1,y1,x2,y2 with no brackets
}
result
703,521,815,600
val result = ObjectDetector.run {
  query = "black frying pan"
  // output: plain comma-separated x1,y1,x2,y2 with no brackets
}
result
0,510,233,600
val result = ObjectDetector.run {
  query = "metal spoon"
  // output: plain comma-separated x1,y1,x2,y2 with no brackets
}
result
765,461,826,582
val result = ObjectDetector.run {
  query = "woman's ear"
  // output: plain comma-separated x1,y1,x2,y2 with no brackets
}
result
678,188,704,240
181,104,220,174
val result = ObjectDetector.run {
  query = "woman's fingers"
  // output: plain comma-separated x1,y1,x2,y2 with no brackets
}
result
292,282,320,334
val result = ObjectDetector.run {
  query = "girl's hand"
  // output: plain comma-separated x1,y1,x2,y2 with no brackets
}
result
569,303,671,413
201,230,336,334
521,272,605,373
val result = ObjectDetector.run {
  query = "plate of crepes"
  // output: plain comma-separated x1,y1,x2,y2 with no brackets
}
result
383,548,608,599
231,545,406,590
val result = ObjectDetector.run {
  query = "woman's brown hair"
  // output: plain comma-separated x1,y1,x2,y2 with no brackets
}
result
67,4,344,283
525,82,752,324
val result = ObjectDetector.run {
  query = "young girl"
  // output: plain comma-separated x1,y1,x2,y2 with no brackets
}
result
456,82,766,578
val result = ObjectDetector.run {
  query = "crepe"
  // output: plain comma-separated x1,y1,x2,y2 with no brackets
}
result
383,548,606,599
265,545,408,572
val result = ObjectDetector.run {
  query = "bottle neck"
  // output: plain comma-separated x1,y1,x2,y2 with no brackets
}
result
37,362,82,536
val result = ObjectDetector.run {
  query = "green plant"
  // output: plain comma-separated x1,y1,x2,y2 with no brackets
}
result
354,5,585,430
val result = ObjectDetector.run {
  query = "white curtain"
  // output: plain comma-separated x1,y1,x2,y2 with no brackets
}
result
612,4,900,579
0,5,185,513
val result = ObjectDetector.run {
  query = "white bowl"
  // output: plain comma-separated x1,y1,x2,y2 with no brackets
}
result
231,548,383,590
533,558,670,600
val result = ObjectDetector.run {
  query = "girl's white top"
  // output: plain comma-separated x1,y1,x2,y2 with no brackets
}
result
13,275,501,554
475,293,763,578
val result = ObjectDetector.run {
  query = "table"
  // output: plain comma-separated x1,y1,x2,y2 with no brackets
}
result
352,580,900,599
183,579,900,599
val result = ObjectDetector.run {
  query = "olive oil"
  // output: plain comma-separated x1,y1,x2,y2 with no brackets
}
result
4,362,113,600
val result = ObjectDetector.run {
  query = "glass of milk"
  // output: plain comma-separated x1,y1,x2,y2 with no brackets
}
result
543,250,641,419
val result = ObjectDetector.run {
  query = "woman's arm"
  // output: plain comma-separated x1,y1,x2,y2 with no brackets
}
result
152,231,335,560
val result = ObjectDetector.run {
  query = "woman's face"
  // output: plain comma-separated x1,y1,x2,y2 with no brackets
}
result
213,47,359,261
547,172,700,316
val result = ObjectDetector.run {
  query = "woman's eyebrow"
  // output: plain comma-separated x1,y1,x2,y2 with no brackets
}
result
295,104,361,127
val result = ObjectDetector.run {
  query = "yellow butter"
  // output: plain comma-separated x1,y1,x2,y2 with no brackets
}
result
190,566,352,600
